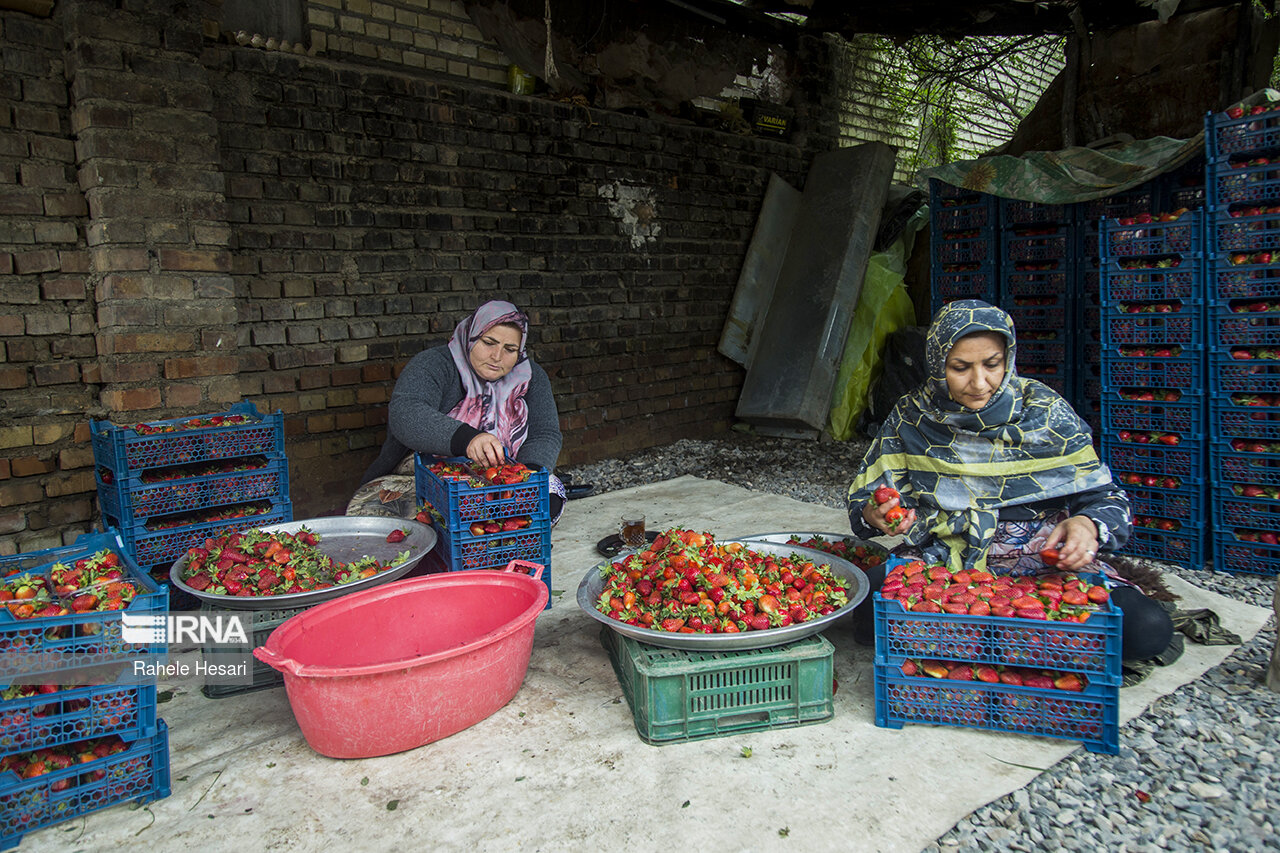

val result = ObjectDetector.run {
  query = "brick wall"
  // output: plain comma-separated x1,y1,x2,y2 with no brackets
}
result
0,0,815,553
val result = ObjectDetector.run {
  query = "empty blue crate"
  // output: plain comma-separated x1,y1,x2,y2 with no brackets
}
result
1208,104,1280,160
0,532,168,681
91,402,284,476
97,455,289,521
1100,210,1204,259
0,720,170,850
414,455,548,527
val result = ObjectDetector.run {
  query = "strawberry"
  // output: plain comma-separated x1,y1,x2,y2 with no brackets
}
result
1053,673,1085,691
873,485,899,505
385,528,408,543
901,659,918,676
945,664,975,681
974,665,999,683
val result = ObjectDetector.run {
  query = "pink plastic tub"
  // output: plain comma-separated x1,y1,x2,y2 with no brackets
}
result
253,561,548,759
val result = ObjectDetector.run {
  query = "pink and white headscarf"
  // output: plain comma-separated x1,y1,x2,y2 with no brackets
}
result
446,300,532,455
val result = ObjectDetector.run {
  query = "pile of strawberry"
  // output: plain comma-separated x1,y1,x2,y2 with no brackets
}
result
1115,429,1182,446
1116,472,1181,490
0,550,141,620
0,734,129,787
467,516,533,536
595,528,850,634
880,558,1109,621
0,682,135,749
428,461,489,487
131,414,252,435
180,528,409,597
899,658,1087,691
784,534,886,571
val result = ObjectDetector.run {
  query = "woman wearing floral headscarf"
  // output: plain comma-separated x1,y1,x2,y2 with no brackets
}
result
356,300,566,523
846,300,1172,661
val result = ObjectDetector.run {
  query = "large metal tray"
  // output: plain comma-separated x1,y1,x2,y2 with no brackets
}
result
576,539,869,651
169,516,437,610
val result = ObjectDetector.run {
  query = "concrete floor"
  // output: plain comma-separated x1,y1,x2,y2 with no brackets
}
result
17,477,1272,852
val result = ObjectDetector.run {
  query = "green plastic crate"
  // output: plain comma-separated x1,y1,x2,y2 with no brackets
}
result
199,604,304,698
601,628,835,744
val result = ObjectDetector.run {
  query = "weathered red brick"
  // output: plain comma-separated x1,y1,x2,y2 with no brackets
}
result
13,249,60,274
0,482,44,507
157,249,230,272
163,356,237,379
10,456,54,477
0,368,27,390
100,387,163,412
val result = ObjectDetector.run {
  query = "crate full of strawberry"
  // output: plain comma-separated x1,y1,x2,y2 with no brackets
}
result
0,669,157,756
0,721,169,849
874,659,1118,754
1210,101,1280,158
91,400,283,475
873,557,1121,683
104,497,293,569
1212,529,1280,576
414,454,549,527
0,534,167,682
96,454,289,521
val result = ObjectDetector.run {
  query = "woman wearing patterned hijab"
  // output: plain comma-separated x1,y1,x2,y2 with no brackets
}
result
847,300,1172,660
358,300,567,523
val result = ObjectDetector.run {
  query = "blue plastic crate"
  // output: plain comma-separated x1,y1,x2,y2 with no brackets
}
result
96,455,289,522
1212,486,1280,531
1000,197,1075,227
1016,338,1068,366
1102,437,1205,482
872,564,1121,682
1003,228,1071,262
1105,343,1203,389
1211,394,1280,441
1005,301,1068,332
435,519,551,574
1078,186,1158,223
874,663,1118,754
1207,105,1280,160
1212,302,1280,348
0,532,168,682
1102,392,1205,435
90,401,284,476
1211,258,1280,300
1021,370,1070,398
1210,352,1280,393
1101,299,1205,348
1126,484,1203,522
935,235,995,265
929,179,988,203
1124,522,1208,569
1209,160,1280,207
1212,444,1280,488
1100,261,1202,302
414,454,548,527
1100,211,1204,258
933,264,996,300
933,198,996,231
0,719,169,849
1211,208,1280,252
0,672,157,757
104,501,292,569
1212,531,1280,576
1001,268,1071,297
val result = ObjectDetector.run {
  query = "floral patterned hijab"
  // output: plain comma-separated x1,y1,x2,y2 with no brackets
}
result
446,300,533,454
847,300,1110,571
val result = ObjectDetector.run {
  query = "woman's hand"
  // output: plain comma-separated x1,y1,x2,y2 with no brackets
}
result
466,432,507,468
1044,515,1099,571
862,495,916,537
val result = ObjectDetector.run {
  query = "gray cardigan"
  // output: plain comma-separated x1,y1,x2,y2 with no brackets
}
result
360,345,563,484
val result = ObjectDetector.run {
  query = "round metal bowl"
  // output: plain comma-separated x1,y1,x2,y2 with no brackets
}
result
576,539,869,651
738,531,889,563
169,516,437,610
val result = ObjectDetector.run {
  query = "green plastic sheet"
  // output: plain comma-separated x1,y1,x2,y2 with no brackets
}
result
827,208,926,441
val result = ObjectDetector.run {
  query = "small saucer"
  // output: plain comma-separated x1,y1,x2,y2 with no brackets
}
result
595,530,659,558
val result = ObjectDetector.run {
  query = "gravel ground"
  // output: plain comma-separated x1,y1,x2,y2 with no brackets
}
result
559,432,1280,853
